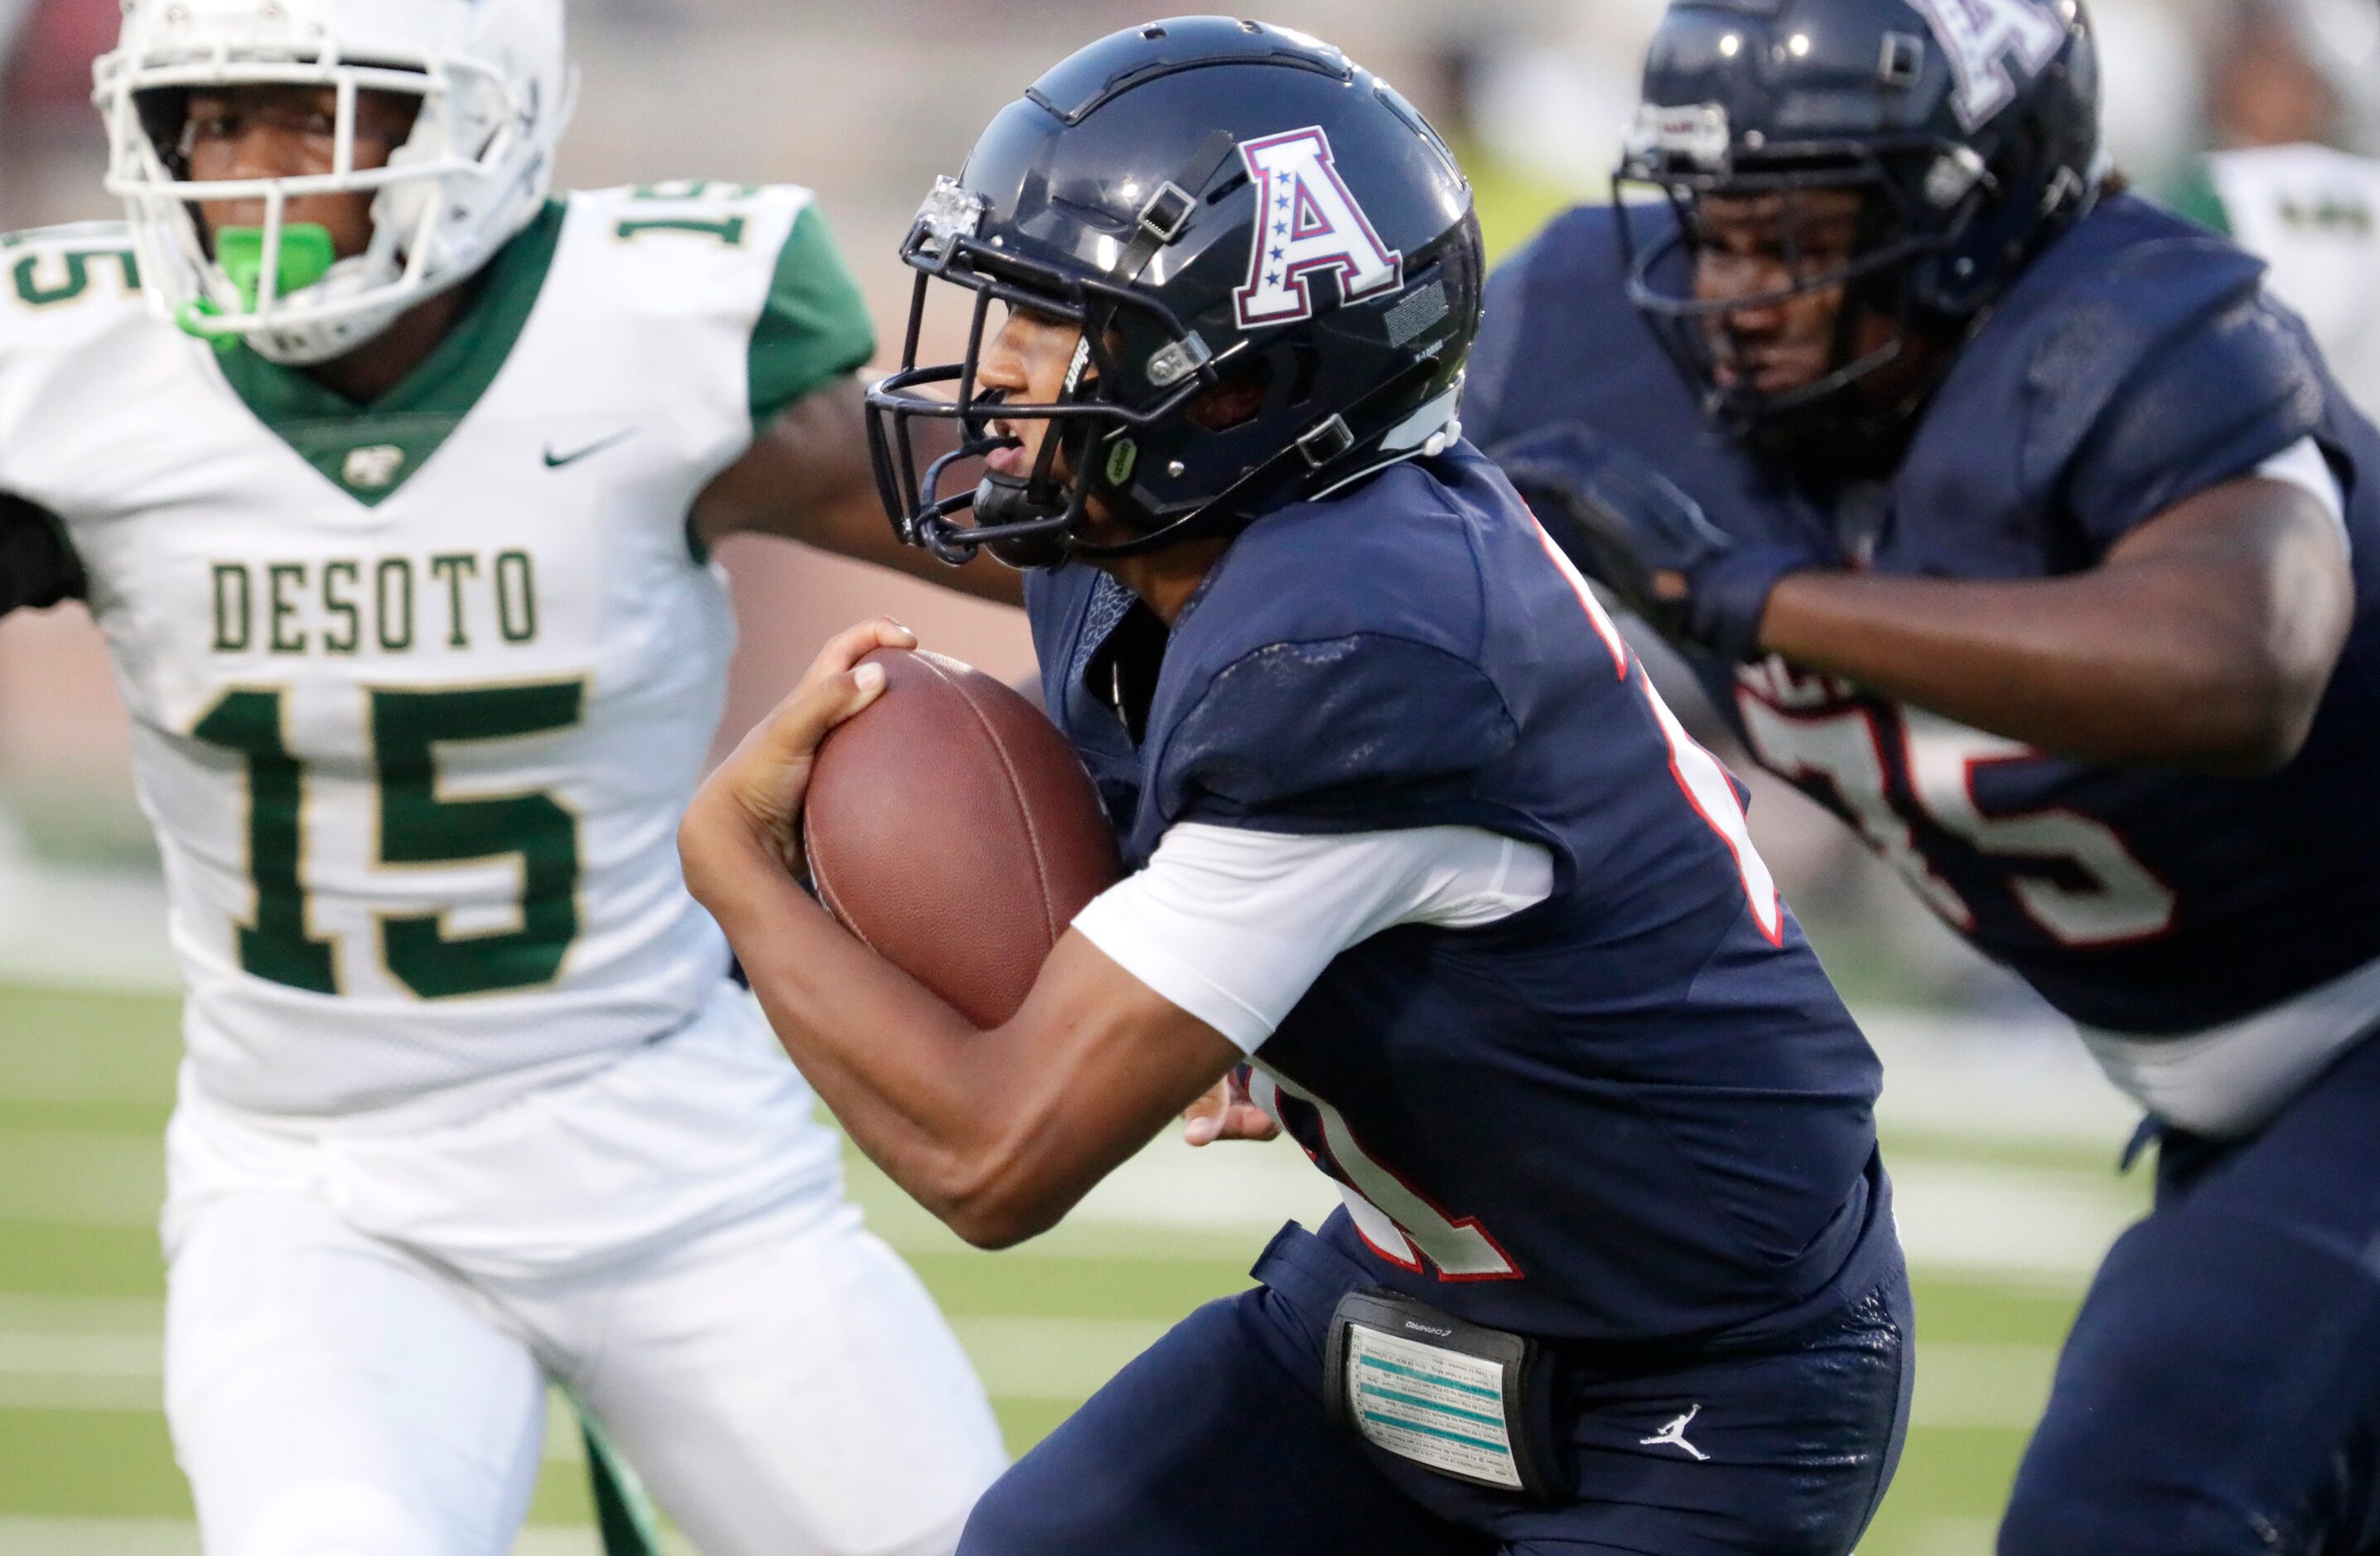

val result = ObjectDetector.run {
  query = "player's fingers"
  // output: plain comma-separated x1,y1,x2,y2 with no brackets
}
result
750,662,887,775
1217,1102,1281,1142
802,616,916,688
1180,1079,1231,1146
717,663,889,837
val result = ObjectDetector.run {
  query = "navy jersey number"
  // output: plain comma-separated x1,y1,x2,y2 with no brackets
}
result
1734,663,2177,947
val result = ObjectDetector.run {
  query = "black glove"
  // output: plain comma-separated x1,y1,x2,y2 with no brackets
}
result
1489,422,1820,663
0,494,85,616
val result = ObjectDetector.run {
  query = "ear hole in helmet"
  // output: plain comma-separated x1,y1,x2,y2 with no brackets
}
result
1187,355,1274,432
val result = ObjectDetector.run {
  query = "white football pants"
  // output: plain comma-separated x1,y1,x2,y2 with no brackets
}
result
160,986,1007,1556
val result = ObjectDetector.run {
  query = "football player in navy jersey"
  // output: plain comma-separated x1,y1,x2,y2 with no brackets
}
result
679,18,1911,1555
1465,0,2380,1550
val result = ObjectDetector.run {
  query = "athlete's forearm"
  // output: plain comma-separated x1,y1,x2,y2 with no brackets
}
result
688,824,1227,1247
692,378,1025,607
1755,482,2352,775
790,484,1027,607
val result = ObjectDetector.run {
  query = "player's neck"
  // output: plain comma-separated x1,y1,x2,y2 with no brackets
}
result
299,286,475,405
1098,538,1231,626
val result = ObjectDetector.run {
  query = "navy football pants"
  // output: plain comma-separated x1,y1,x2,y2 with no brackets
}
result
959,1223,1910,1555
2001,1032,2380,1555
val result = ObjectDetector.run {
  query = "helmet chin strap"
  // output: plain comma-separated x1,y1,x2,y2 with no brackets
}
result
970,468,1061,533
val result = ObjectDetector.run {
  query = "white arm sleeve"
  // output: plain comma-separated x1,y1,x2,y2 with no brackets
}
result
1070,822,1555,1053
2255,436,2348,545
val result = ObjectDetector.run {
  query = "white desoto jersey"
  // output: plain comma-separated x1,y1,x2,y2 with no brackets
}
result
2195,143,2380,415
0,182,875,1121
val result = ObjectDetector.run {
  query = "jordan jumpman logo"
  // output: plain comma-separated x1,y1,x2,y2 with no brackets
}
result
1639,1404,1710,1462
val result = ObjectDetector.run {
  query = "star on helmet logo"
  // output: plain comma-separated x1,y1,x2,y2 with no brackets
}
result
1233,127,1403,331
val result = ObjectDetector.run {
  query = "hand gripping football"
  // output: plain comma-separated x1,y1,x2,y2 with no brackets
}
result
800,648,1123,1027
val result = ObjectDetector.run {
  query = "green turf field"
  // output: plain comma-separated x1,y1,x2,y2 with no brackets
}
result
0,979,2139,1554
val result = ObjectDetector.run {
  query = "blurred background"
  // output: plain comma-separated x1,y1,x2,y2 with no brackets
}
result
0,1,2368,1551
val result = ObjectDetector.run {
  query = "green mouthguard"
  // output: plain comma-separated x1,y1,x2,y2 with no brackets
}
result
176,223,338,346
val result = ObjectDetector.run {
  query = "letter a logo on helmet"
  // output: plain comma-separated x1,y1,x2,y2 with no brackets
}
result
1904,0,2069,129
1233,127,1404,329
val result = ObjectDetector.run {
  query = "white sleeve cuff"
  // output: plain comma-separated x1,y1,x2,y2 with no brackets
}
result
1074,889,1278,1051
2255,435,2348,545
1070,821,1555,1056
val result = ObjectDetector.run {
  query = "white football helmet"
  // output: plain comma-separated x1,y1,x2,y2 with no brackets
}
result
94,0,576,365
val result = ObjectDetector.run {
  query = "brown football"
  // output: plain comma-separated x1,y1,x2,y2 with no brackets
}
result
800,647,1123,1028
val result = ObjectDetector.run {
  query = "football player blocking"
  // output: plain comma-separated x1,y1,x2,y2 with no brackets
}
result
0,1,1014,1553
1471,0,2380,1550
687,17,1910,1556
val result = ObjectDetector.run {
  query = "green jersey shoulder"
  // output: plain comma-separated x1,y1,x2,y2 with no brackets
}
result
565,180,876,431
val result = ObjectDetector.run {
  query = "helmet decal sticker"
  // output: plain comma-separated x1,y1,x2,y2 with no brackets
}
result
1903,0,2069,130
1233,127,1404,329
864,18,1482,563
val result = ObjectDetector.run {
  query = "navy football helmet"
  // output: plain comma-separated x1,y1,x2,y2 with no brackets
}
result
1618,0,2100,466
865,17,1482,565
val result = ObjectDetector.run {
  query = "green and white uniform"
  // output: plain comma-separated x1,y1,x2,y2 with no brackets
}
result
1,181,867,1121
2177,142,2380,415
0,183,1003,1556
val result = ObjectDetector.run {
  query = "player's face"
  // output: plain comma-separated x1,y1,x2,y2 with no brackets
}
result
179,84,422,260
977,302,1084,486
1688,188,1896,398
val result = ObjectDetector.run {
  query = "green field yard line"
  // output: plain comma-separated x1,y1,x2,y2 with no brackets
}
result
1877,1125,2135,1178
901,1249,1255,1317
0,1131,160,1228
0,1376,158,1411
0,1294,162,1330
0,1114,2142,1288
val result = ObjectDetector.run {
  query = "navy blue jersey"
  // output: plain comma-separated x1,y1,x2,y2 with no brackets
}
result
1468,196,2380,1036
1025,447,1896,1345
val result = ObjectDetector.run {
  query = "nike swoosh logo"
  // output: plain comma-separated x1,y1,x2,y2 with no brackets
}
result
543,429,635,469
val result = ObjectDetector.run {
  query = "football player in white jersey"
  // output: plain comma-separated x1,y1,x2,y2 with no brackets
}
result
0,2,1012,1553
2174,0,2380,411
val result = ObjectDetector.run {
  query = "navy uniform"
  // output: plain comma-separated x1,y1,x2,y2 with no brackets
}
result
1467,1,2380,1549
1471,193,2380,1037
980,446,1909,1555
863,19,1910,1554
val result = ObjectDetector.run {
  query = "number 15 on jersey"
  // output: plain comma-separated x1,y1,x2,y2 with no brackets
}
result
192,678,587,1000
